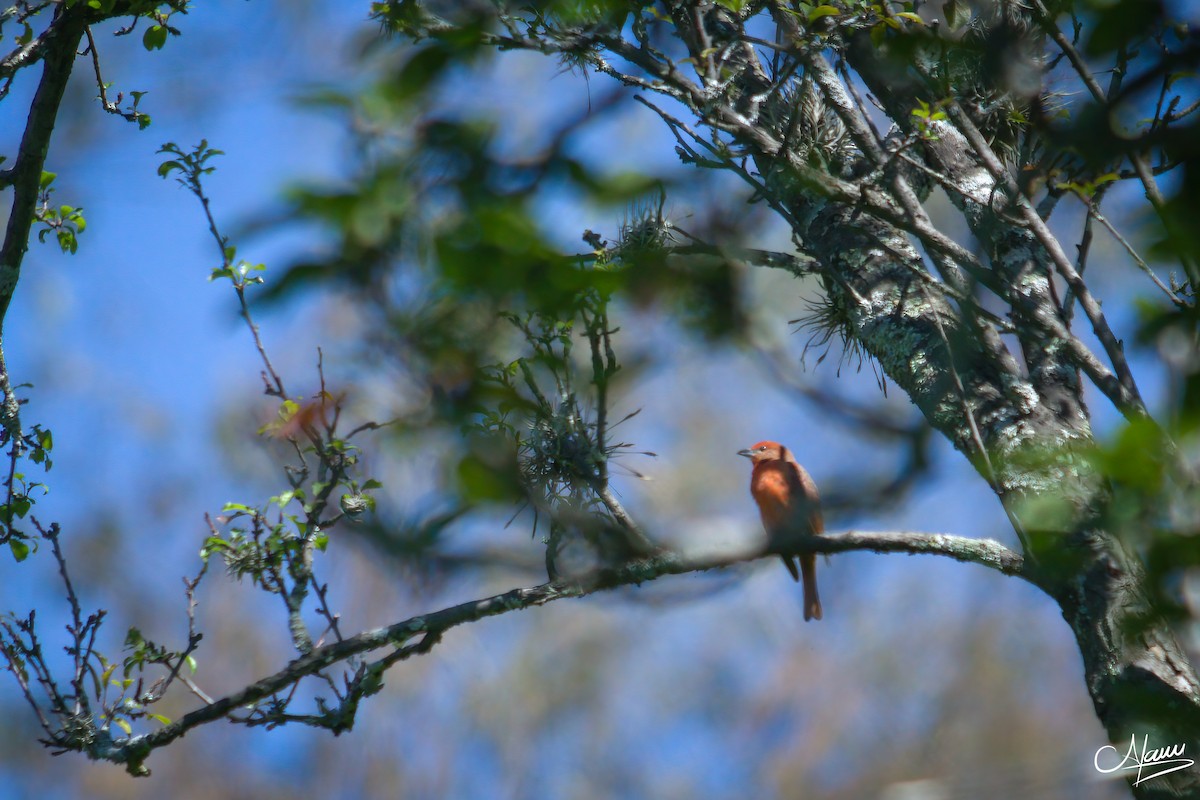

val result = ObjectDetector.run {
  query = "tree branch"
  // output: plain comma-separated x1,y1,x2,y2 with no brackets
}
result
93,527,1025,775
940,101,1147,416
0,27,53,88
1030,0,1199,284
0,6,87,325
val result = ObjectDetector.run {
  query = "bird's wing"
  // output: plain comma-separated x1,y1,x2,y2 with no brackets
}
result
780,445,823,535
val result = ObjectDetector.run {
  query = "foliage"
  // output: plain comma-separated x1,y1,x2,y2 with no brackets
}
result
1,0,1200,795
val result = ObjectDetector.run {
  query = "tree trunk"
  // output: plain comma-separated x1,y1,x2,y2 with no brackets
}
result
670,3,1200,796
831,23,1200,800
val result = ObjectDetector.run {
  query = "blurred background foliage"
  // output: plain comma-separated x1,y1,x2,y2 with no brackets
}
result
2,0,1199,797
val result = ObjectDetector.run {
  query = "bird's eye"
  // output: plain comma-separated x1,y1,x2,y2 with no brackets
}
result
757,446,766,452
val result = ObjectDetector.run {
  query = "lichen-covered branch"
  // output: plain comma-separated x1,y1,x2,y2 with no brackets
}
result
89,527,1025,776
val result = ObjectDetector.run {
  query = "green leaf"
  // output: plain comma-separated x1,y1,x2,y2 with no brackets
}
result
9,538,29,562
456,452,522,503
57,230,77,254
148,713,172,725
39,171,56,189
391,44,452,102
807,4,840,21
12,496,31,519
186,654,198,673
114,718,132,735
361,479,383,490
143,25,168,51
870,21,887,46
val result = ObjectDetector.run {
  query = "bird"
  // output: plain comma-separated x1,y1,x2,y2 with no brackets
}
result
737,440,823,621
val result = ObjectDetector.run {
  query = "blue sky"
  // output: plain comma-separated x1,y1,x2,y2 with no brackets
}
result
0,3,1161,798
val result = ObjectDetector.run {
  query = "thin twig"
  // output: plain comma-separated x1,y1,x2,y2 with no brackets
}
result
1089,203,1189,309
1029,0,1199,281
83,27,138,122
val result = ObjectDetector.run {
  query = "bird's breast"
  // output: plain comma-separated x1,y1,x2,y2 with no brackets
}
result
750,463,795,521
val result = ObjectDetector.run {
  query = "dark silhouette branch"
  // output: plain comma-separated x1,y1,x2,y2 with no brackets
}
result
0,6,87,323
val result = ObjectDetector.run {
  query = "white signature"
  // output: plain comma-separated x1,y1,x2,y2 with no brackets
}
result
1094,734,1195,787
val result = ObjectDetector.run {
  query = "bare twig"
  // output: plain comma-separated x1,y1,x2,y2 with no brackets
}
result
1030,0,1199,281
1089,203,1189,309
83,27,140,123
197,192,286,398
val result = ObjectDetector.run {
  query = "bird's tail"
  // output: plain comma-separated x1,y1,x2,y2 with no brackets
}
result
800,553,822,621
780,554,823,621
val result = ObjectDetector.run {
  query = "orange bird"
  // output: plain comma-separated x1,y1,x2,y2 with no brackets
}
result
738,440,823,621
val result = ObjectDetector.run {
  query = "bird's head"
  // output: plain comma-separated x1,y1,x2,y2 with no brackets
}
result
737,440,784,464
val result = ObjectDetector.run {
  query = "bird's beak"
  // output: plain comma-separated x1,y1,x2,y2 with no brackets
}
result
737,448,754,458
